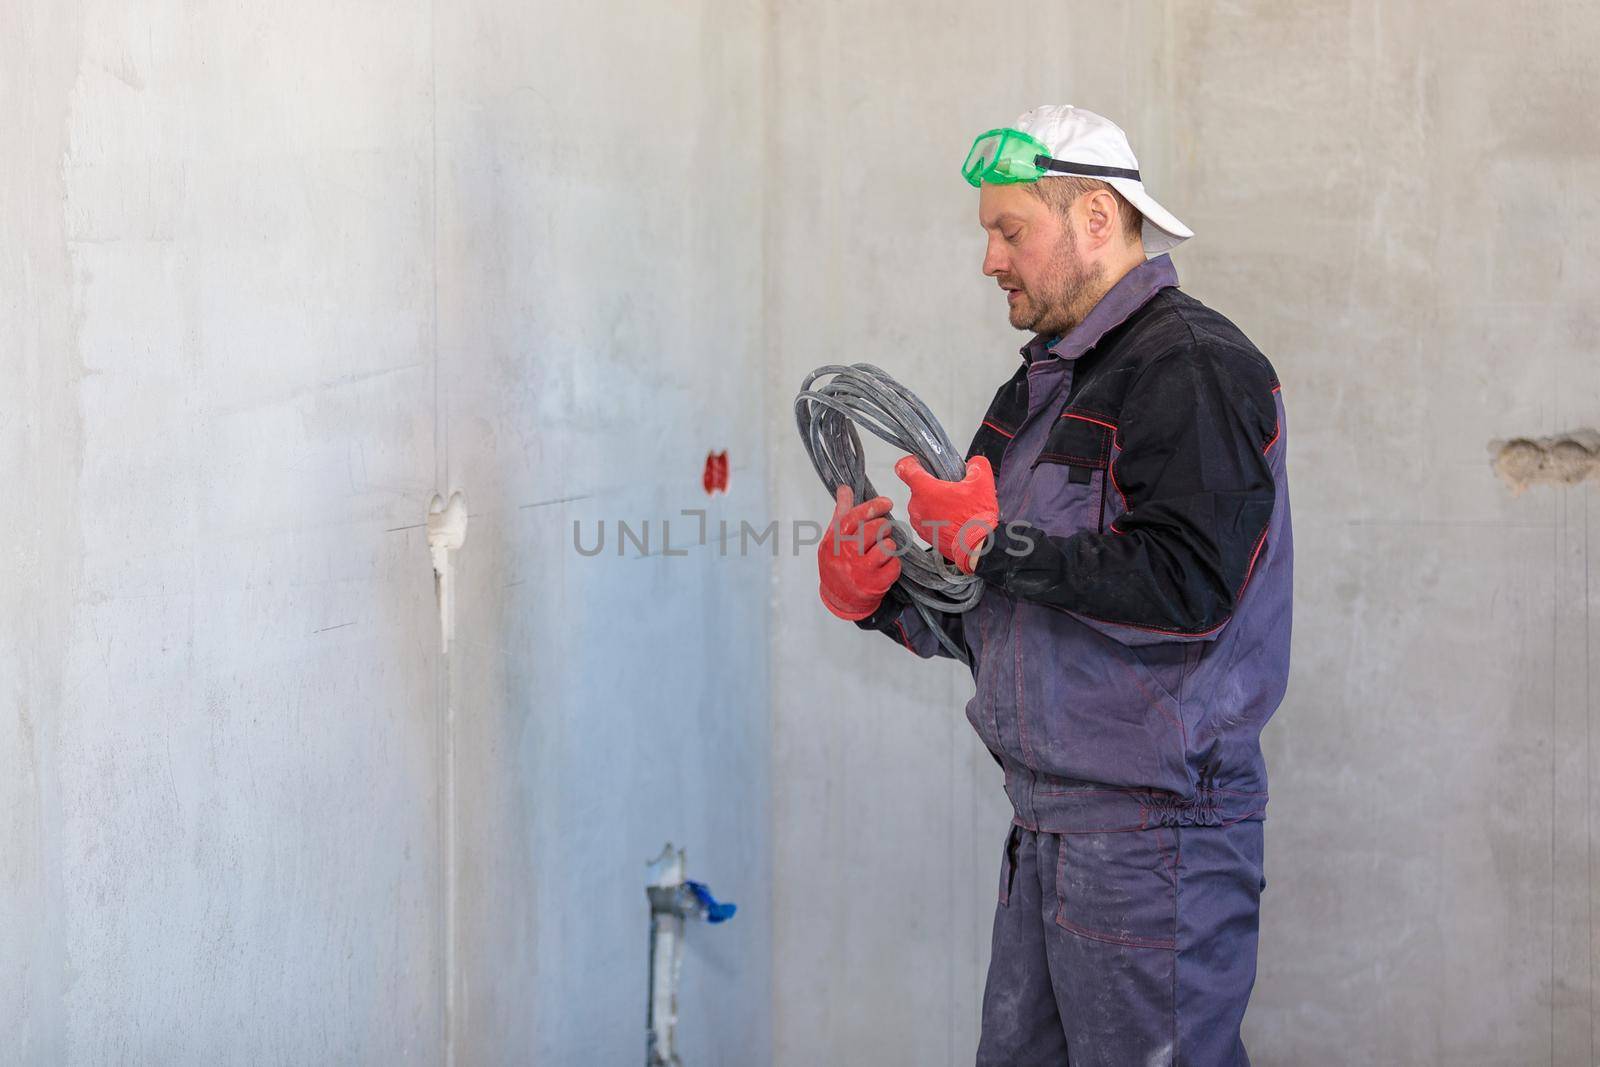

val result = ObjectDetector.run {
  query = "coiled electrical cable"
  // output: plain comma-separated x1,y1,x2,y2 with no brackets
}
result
795,363,981,663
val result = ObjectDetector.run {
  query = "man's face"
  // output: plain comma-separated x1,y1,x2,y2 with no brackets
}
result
978,182,1102,336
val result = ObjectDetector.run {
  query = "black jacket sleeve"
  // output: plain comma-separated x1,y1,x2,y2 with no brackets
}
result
853,584,969,660
974,342,1278,642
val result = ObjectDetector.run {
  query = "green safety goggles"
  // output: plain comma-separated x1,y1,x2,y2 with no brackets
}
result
961,127,1143,188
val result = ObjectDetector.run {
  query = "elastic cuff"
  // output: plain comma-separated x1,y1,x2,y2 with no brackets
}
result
852,585,909,632
973,522,1039,588
956,516,999,559
820,583,879,622
972,544,1009,586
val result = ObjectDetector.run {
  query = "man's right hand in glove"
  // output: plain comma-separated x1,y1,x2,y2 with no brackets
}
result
817,484,901,621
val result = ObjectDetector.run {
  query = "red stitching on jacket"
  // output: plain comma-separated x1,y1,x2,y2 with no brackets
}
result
1262,383,1284,451
1065,403,1120,424
1074,605,1231,639
1036,452,1106,467
1233,529,1270,599
894,619,915,654
981,419,1016,439
1107,457,1131,514
1058,411,1118,433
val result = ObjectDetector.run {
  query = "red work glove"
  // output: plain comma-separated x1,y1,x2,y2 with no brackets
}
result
817,485,902,620
894,455,999,574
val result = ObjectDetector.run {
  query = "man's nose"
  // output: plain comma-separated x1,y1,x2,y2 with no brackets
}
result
982,235,1008,277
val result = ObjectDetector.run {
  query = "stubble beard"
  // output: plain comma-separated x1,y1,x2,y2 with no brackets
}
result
1008,227,1104,337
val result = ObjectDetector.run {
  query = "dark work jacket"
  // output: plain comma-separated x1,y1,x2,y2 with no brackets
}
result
859,254,1292,833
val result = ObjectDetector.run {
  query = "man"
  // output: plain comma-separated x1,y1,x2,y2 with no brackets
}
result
816,105,1291,1065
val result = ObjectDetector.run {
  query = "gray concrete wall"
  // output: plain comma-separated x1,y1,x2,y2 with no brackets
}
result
8,2,1600,1065
434,1,771,1063
3,2,769,1063
769,2,1599,1065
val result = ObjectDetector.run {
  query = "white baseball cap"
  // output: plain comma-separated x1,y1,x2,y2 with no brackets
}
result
1012,104,1192,254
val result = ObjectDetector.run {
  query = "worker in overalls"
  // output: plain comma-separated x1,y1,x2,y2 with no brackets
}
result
817,105,1292,1066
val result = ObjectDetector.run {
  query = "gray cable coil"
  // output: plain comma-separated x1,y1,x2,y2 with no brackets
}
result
794,363,981,663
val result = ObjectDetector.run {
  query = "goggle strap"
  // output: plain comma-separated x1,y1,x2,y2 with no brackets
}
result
1033,156,1142,182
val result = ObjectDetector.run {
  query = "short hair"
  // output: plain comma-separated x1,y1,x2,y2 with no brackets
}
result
1024,176,1145,246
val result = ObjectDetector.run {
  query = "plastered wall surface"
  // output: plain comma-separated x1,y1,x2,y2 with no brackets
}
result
3,2,770,1063
768,2,1598,1065
5,4,443,1061
433,1,771,1063
1163,4,1598,1063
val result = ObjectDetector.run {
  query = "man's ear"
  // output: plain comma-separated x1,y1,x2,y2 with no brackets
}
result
1081,189,1120,250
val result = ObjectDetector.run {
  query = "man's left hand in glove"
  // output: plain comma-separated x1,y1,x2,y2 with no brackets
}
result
894,455,1000,575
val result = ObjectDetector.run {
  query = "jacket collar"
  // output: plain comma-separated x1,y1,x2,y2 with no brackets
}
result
1019,253,1179,365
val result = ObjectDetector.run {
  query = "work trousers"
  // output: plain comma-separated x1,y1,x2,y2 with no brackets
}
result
976,822,1265,1066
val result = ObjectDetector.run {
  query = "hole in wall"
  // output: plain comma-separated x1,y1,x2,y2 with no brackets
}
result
1489,430,1600,494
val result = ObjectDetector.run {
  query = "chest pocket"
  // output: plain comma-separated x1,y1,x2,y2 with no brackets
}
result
1027,411,1114,536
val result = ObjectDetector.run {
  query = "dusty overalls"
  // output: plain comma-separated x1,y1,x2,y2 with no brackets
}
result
858,254,1292,1065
